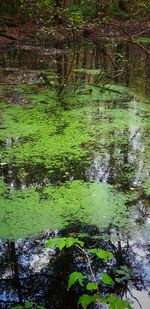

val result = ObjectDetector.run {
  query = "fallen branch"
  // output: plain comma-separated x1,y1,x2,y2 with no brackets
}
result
132,27,150,37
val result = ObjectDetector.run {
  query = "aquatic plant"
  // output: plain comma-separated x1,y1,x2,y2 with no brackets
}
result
0,178,130,239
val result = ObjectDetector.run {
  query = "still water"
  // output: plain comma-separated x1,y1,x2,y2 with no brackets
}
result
0,38,150,308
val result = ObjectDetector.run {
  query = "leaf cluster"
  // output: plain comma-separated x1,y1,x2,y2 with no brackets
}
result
46,236,132,309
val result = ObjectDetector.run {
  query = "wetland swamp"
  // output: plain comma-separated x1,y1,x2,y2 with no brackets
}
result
0,38,150,308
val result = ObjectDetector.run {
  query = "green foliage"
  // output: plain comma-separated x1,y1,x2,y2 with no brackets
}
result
103,295,132,309
88,249,113,260
101,273,114,285
77,293,132,309
86,282,98,291
68,272,87,290
45,236,132,309
1,0,149,23
78,294,100,309
67,4,84,25
45,237,84,251
0,177,8,196
141,178,150,197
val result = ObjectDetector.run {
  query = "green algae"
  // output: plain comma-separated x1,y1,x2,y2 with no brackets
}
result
0,178,131,239
0,82,150,181
0,75,150,239
0,84,139,167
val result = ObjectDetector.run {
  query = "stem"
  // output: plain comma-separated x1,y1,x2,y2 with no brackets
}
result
76,244,101,309
132,27,150,37
76,244,96,282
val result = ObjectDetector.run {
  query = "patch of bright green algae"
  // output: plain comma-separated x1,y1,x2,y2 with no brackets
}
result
0,177,130,239
0,81,150,239
0,104,90,169
0,84,140,168
1,83,149,169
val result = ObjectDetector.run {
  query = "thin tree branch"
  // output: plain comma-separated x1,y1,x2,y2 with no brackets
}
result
132,27,150,37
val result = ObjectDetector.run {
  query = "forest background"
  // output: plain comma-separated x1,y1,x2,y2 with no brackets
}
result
0,0,150,44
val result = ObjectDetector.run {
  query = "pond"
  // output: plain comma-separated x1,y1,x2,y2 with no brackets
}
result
0,38,150,308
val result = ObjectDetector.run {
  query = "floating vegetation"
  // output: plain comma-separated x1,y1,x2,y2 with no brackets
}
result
0,177,131,239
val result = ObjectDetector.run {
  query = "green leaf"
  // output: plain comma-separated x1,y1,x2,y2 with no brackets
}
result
65,237,84,248
78,294,101,308
68,272,87,290
45,238,63,248
58,239,66,251
77,294,96,309
103,295,132,308
45,237,66,251
25,303,35,308
45,237,84,251
101,273,114,285
88,249,113,260
86,282,98,291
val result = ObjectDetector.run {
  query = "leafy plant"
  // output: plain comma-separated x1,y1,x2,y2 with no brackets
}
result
88,248,113,260
46,236,132,309
45,236,84,251
68,272,87,290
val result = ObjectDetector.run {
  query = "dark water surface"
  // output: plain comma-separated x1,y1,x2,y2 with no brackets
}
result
0,39,150,308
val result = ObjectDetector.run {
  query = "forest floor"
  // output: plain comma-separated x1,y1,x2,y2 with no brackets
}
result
0,14,150,47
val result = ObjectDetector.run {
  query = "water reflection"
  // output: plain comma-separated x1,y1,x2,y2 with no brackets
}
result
0,40,150,96
0,226,149,309
0,39,150,307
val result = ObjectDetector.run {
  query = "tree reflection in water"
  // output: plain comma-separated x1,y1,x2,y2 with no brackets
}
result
0,225,149,309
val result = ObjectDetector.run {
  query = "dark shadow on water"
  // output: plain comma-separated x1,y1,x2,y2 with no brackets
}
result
0,224,149,308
